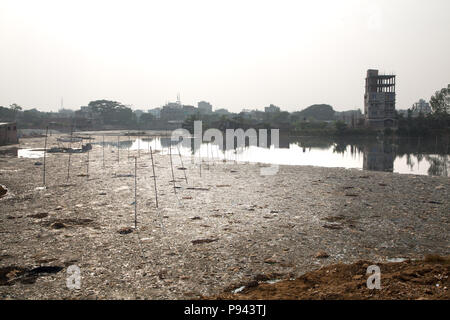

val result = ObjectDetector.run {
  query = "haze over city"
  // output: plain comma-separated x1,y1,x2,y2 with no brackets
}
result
0,0,449,112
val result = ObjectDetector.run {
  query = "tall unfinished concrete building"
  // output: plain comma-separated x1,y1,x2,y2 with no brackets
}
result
364,69,396,128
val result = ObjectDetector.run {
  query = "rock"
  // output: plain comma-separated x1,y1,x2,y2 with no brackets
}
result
315,251,329,259
55,206,63,211
352,275,363,280
50,222,66,229
264,258,277,264
28,212,48,219
190,216,202,220
118,227,134,235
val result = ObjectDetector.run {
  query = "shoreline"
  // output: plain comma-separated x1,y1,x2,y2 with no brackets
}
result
0,135,449,299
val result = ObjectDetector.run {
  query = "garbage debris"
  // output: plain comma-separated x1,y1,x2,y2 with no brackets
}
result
192,238,218,245
118,227,134,235
315,251,330,259
0,185,7,198
47,144,92,154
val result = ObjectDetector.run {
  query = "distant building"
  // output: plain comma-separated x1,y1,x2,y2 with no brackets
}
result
134,109,145,119
215,108,230,116
182,105,197,117
411,99,431,116
161,102,185,121
0,122,19,145
364,69,396,128
336,109,363,128
264,104,280,113
148,107,161,119
198,101,213,114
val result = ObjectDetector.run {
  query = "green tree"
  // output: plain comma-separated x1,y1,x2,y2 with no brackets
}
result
9,103,22,120
430,86,449,115
87,100,136,127
335,120,347,133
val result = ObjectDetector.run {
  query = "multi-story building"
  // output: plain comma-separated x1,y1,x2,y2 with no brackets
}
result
411,99,431,116
215,108,230,116
148,107,161,119
198,101,213,114
364,69,396,128
160,102,184,121
264,104,281,113
182,105,197,117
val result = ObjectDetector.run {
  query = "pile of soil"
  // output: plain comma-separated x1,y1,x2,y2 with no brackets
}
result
213,255,449,300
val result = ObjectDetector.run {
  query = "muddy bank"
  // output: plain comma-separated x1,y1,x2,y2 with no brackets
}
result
0,134,449,299
210,255,449,300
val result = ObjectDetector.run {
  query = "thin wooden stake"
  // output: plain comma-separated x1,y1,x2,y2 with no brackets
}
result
138,135,141,158
43,126,48,186
150,146,158,208
117,135,120,163
67,125,73,182
169,144,177,194
102,135,105,168
206,143,210,170
134,156,137,229
128,134,130,161
199,149,202,177
177,144,188,184
86,135,90,180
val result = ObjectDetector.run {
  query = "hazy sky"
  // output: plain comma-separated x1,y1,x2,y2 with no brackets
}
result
0,0,449,112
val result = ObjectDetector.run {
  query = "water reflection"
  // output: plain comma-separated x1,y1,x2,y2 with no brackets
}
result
363,142,394,173
96,135,450,177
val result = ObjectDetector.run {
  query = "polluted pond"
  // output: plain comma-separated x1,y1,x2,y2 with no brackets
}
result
0,133,449,299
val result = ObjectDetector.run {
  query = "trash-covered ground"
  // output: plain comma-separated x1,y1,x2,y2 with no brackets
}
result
211,255,449,300
0,134,449,299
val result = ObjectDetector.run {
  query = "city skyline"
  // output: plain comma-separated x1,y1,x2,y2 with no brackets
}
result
1,0,449,112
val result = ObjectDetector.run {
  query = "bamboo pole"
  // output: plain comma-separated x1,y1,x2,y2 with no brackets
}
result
102,135,105,169
169,144,177,194
117,135,120,163
150,146,158,208
134,157,137,229
86,135,90,180
138,135,141,158
43,126,48,186
177,144,188,184
66,125,73,182
128,134,130,161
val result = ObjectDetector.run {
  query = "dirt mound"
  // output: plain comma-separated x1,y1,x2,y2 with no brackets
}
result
212,255,449,300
